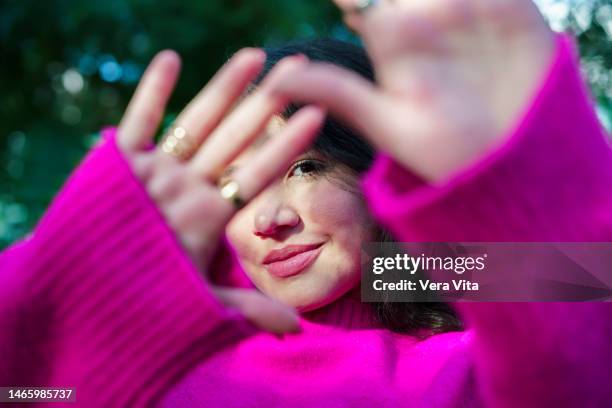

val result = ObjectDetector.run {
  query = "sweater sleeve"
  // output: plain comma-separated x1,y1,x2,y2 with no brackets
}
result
0,129,256,407
360,34,612,407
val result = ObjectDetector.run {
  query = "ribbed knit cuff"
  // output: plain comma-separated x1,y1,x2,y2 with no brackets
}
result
16,129,255,406
361,34,612,243
358,34,612,407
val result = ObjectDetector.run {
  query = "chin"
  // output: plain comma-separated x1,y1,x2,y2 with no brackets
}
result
245,258,361,313
270,275,357,313
262,285,324,312
292,295,335,313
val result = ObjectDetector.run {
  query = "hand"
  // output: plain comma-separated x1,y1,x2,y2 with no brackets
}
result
270,0,556,182
117,49,325,334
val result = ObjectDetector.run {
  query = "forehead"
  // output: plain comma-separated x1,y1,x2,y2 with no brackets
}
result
228,115,326,172
252,115,286,148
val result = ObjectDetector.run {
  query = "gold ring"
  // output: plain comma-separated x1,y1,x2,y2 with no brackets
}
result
351,0,378,14
219,179,247,209
161,125,196,160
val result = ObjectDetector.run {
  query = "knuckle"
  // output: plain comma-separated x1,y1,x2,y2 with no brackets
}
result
130,153,155,181
152,180,168,200
147,167,180,200
166,196,197,230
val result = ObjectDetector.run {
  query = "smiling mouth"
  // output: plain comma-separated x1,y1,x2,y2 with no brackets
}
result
262,243,325,278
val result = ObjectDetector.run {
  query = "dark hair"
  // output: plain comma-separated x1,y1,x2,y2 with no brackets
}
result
253,38,463,336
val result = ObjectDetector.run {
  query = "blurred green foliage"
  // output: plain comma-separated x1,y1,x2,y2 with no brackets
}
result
1,0,611,248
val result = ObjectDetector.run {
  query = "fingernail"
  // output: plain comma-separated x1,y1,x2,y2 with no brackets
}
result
152,50,181,74
301,105,327,121
249,47,267,63
233,47,267,65
157,49,180,63
292,53,309,63
282,54,308,69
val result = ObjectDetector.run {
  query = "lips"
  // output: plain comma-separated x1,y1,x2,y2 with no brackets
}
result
262,243,325,278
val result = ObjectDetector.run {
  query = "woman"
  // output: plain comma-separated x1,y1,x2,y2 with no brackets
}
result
224,39,461,333
1,0,611,407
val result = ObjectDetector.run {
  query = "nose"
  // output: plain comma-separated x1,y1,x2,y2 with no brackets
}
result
253,191,300,238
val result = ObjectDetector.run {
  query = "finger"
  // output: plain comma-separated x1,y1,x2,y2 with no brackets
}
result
189,54,308,180
161,108,324,267
212,287,301,334
269,62,495,183
334,0,394,32
332,0,392,13
269,63,445,169
361,0,475,41
118,50,181,153
228,105,326,202
167,48,267,154
268,63,407,152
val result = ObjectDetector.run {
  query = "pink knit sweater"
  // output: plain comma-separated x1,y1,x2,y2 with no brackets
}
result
1,35,611,407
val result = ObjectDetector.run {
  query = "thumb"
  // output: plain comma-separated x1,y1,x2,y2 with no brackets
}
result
212,286,302,335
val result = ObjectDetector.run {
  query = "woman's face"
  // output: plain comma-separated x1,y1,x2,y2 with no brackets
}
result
225,118,376,312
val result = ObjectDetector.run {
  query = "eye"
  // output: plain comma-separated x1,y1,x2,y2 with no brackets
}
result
286,159,326,179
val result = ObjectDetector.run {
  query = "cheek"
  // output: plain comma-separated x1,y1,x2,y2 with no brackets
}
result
286,181,373,310
295,180,375,289
303,181,372,240
224,178,375,310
